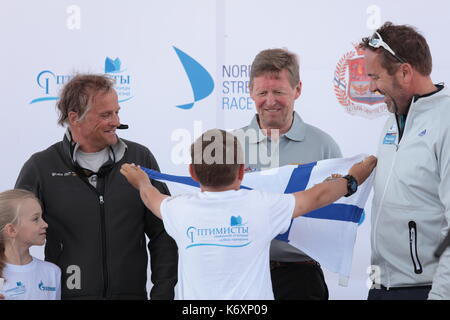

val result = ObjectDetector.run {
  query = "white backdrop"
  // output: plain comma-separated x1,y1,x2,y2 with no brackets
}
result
1,0,449,299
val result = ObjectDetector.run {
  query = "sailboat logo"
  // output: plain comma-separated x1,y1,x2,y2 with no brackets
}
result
173,47,214,110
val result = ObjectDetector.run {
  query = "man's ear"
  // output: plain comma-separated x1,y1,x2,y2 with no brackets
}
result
189,164,199,182
294,80,302,100
68,111,80,126
400,63,414,85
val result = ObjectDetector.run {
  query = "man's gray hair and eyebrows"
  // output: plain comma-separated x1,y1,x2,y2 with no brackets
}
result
249,48,300,90
56,74,115,126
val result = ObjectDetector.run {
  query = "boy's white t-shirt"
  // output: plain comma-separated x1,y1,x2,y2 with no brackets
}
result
1,257,61,300
161,189,295,300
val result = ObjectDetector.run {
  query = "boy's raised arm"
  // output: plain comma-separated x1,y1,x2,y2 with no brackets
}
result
120,163,168,219
292,156,377,218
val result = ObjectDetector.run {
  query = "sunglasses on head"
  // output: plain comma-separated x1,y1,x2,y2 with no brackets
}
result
368,31,407,64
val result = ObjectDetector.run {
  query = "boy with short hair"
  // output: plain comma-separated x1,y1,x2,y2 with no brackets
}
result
120,129,376,299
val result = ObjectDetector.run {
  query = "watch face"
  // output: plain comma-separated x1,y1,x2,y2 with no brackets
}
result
350,180,358,192
344,175,358,197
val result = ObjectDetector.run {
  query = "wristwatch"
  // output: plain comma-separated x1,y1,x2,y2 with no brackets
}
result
343,174,358,197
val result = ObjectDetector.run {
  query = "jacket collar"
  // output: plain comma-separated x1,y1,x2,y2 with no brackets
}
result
63,129,127,165
409,84,447,113
412,83,444,103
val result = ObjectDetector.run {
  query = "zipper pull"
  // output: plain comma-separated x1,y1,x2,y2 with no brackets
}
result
99,195,105,205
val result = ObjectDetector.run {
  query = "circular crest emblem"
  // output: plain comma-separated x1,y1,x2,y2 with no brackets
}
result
334,47,387,119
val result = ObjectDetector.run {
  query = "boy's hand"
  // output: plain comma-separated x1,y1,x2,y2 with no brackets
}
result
324,173,343,182
120,163,167,220
120,163,151,190
348,155,377,185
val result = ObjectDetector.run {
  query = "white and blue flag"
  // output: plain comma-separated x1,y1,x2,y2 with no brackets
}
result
142,154,373,285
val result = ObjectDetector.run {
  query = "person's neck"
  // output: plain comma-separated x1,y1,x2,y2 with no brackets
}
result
4,243,32,265
75,141,105,153
395,77,437,116
200,181,241,192
412,76,438,97
70,128,105,153
258,116,293,138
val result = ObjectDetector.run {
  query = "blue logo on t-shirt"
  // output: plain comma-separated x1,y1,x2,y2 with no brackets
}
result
185,216,250,249
4,282,26,297
230,216,243,226
38,281,56,292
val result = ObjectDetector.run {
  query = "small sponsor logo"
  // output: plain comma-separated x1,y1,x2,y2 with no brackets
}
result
38,280,57,292
104,57,133,103
4,281,26,297
51,171,77,177
418,129,427,137
30,57,134,104
383,132,397,145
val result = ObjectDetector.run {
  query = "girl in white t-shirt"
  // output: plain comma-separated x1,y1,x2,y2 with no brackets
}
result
0,189,61,300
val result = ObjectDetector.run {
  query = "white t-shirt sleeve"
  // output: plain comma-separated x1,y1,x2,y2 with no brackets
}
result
41,260,61,300
160,196,178,238
264,192,295,239
55,265,61,300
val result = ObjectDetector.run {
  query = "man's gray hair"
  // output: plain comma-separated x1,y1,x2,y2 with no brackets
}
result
56,74,115,126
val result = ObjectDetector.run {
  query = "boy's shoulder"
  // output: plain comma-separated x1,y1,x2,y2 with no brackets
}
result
164,190,290,205
165,192,199,203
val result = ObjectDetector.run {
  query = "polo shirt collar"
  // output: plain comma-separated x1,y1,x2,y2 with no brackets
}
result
285,112,306,142
247,112,306,143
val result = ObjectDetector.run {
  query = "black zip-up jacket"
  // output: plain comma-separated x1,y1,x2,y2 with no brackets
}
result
15,133,178,299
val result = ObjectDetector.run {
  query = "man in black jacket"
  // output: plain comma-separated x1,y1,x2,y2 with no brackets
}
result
15,74,178,299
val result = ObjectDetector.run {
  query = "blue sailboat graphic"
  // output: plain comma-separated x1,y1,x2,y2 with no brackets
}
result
173,47,214,110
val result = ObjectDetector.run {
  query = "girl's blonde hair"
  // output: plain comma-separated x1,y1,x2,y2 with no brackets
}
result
0,189,41,278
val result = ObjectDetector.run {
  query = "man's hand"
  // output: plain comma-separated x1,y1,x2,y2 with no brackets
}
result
324,173,343,182
348,155,377,185
120,163,151,190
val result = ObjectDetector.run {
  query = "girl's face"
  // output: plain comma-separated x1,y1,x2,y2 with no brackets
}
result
15,198,48,247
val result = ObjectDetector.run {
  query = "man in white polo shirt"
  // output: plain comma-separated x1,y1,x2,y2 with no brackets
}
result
234,48,342,300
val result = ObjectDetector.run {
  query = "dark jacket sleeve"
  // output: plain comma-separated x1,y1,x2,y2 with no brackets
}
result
15,155,43,201
143,150,178,299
